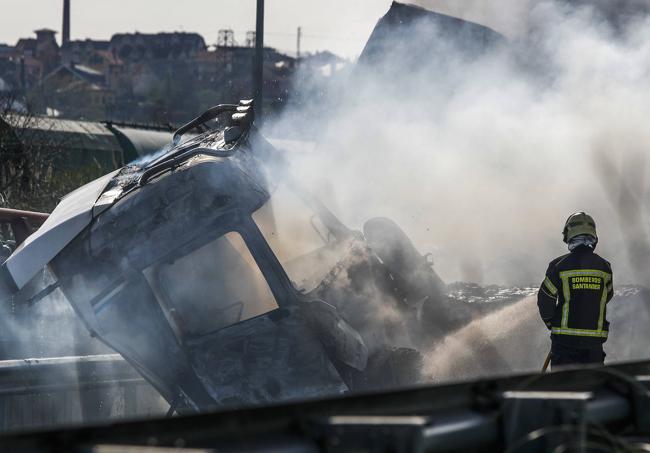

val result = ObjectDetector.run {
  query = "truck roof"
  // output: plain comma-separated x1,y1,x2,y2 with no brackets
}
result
1,101,256,292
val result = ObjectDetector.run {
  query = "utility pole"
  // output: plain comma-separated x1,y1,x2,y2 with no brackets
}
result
253,0,264,123
296,26,301,67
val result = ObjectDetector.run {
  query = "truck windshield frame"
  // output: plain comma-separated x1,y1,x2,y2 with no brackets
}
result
251,181,350,294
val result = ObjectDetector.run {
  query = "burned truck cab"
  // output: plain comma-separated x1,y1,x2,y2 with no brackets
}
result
0,101,456,413
42,102,367,411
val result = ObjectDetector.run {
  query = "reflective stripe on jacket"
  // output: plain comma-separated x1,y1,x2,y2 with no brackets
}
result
537,245,613,348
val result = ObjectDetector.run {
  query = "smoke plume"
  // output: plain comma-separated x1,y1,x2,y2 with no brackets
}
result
267,1,650,288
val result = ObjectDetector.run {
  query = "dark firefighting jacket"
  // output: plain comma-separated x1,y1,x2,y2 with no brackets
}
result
537,245,614,349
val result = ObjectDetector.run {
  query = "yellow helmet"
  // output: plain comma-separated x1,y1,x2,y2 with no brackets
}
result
562,212,597,243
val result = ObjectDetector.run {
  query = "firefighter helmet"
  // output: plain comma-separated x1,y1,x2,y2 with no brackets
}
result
563,212,597,243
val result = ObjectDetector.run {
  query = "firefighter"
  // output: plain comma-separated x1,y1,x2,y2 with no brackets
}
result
537,212,614,368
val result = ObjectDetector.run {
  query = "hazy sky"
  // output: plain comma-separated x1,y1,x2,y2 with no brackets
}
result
0,0,398,59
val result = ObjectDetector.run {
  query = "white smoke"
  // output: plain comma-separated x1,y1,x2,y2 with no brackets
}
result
266,1,650,288
409,0,534,36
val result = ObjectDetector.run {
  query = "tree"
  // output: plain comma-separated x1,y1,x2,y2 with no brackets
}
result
0,92,106,213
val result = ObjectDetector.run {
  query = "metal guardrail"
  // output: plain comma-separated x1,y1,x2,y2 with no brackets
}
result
0,208,49,225
0,354,145,395
0,360,647,451
0,354,165,433
0,207,49,247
